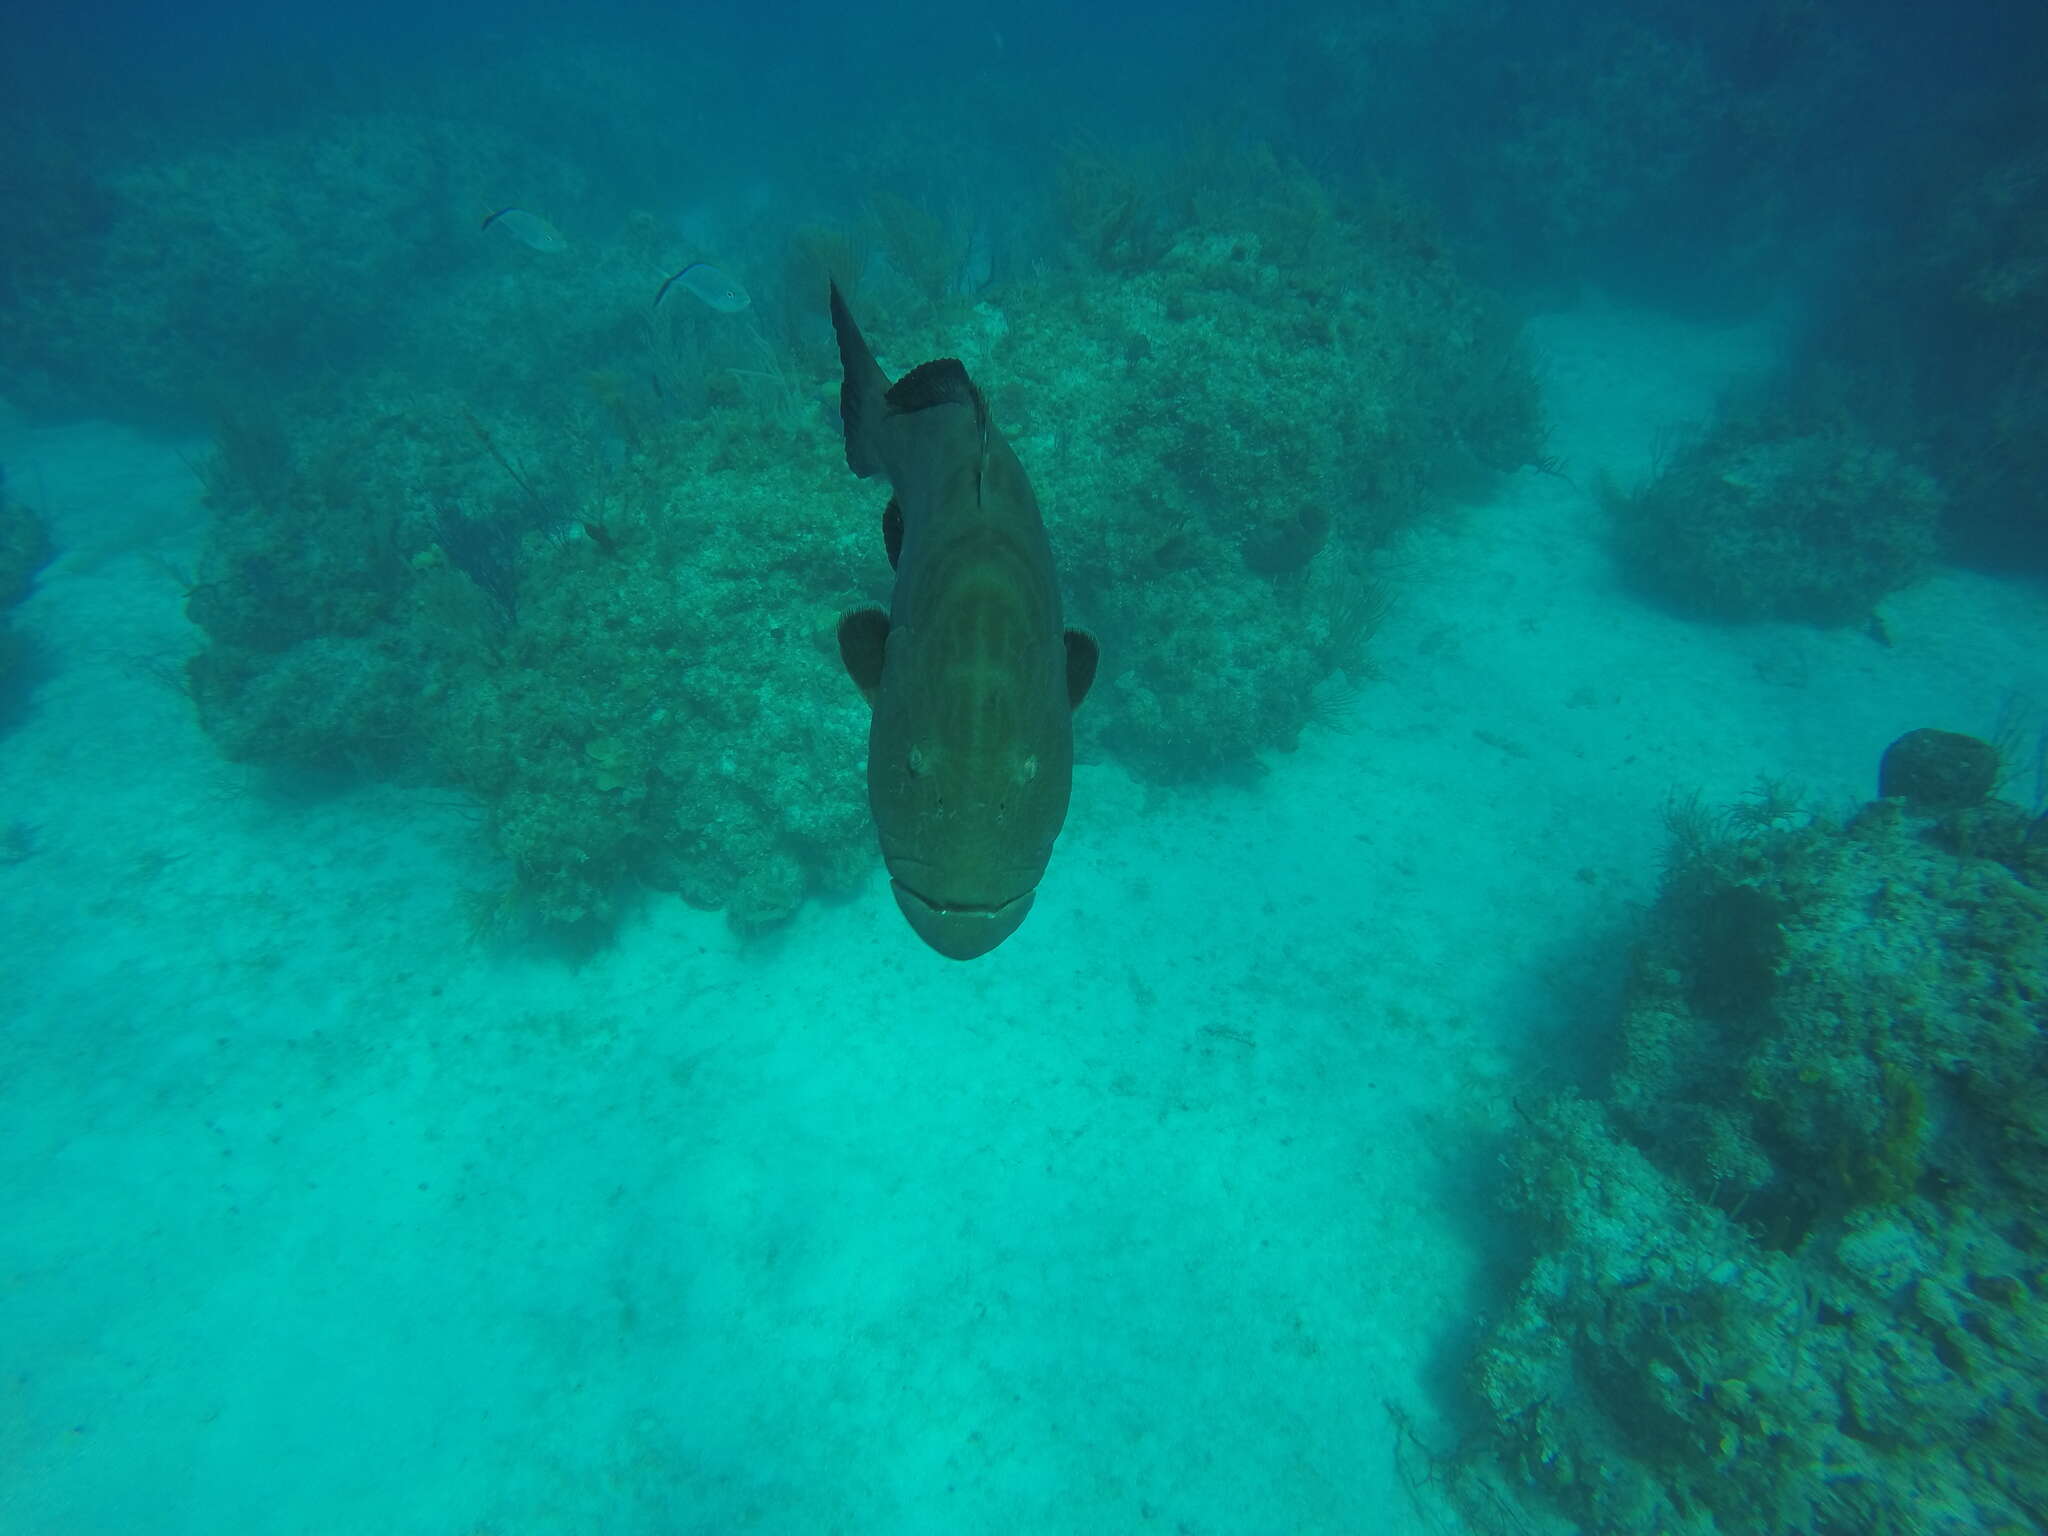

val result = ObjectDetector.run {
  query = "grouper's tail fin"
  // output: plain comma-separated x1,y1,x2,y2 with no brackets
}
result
830,280,891,480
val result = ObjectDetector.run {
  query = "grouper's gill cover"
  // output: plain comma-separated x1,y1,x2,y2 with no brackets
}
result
829,282,1098,960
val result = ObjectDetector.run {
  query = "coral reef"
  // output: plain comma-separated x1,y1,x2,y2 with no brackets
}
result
1017,147,1540,775
180,139,1538,929
1879,728,2002,811
1467,752,2048,1534
0,107,595,420
182,376,870,932
1610,402,1942,624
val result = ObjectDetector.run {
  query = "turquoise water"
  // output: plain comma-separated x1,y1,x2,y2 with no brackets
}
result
4,6,2047,1534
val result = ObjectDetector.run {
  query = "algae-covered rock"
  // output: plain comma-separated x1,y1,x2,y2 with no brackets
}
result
1878,727,2000,811
1612,416,1942,624
1468,776,2048,1534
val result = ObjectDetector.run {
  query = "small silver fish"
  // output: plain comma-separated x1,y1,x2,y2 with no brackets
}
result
653,261,751,313
480,207,568,253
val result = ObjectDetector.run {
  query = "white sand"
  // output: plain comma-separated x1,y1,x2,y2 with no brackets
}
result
2,301,2042,1534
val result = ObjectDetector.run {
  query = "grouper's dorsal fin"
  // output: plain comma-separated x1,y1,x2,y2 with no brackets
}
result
886,358,979,416
887,359,991,497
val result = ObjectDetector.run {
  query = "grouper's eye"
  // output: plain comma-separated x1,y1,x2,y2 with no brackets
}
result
1015,754,1038,784
908,745,931,777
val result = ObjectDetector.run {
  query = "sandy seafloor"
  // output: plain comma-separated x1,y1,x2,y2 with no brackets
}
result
2,299,2044,1535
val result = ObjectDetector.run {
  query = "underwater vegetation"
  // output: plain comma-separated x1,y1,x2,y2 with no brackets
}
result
176,136,1537,936
1462,733,2048,1535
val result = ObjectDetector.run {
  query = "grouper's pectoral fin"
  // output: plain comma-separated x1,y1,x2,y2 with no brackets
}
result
1065,630,1099,709
839,606,891,707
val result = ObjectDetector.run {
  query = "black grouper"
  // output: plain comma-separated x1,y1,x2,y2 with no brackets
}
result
830,283,1097,960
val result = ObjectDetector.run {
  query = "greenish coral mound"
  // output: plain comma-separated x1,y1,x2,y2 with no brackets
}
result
183,375,873,934
181,144,1540,930
1612,409,1943,624
1009,152,1539,775
416,429,873,932
1470,784,2048,1534
184,394,452,772
184,144,1540,933
3,110,588,418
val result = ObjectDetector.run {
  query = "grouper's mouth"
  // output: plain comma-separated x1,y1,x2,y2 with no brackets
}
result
889,880,1037,961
